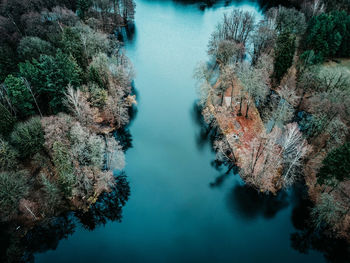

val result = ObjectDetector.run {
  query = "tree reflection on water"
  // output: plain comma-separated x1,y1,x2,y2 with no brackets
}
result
1,173,131,263
290,186,350,263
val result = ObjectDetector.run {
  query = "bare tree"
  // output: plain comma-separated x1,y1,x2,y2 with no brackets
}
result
64,85,94,125
240,128,282,192
266,6,306,35
209,9,255,56
301,0,325,19
209,39,245,66
311,192,345,229
236,62,269,118
250,20,277,65
0,83,16,116
266,96,294,131
307,88,350,148
278,77,300,107
280,123,310,188
105,135,125,171
194,62,215,106
64,85,82,117
315,66,350,93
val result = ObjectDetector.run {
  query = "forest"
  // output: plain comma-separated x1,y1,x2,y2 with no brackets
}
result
0,1,136,261
1,0,350,262
195,0,350,242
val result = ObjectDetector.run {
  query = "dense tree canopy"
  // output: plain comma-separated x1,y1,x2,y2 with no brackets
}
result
0,0,135,229
19,50,82,113
317,143,350,185
273,31,296,82
302,11,350,63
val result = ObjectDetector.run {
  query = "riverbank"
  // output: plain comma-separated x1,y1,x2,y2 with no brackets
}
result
207,79,283,193
0,1,137,261
197,3,350,244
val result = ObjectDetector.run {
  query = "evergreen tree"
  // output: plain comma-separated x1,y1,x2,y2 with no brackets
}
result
77,0,93,20
273,31,296,82
303,11,350,62
4,75,36,118
0,103,16,137
19,50,82,114
317,143,350,185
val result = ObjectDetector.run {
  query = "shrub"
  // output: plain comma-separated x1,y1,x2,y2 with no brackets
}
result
89,84,108,108
52,141,76,197
317,142,350,185
88,53,109,89
69,123,104,167
17,37,54,61
0,45,17,82
271,6,306,35
40,174,62,213
0,103,16,136
0,170,29,219
10,117,44,158
0,138,18,171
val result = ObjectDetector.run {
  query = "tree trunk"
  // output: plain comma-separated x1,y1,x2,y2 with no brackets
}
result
230,83,234,110
238,96,243,116
245,102,250,118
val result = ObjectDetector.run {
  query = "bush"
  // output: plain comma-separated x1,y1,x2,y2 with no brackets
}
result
300,50,324,66
0,138,18,171
0,103,16,137
52,141,76,197
17,37,54,61
40,174,62,213
0,45,17,83
272,6,306,35
69,123,104,167
10,117,44,158
317,142,350,185
77,0,93,20
0,170,29,219
89,84,108,108
60,27,87,69
88,53,109,89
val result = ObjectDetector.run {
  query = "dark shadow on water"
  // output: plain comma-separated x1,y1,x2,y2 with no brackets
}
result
146,0,294,11
114,128,133,152
289,184,350,263
0,173,131,263
21,216,76,262
209,173,230,187
191,91,350,262
227,183,289,220
126,82,139,127
116,23,137,43
191,102,218,152
209,161,238,186
75,172,130,230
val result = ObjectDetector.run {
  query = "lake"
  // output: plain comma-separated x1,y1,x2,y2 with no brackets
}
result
35,1,328,262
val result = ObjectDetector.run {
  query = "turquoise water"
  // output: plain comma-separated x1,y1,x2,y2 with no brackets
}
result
35,1,327,262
